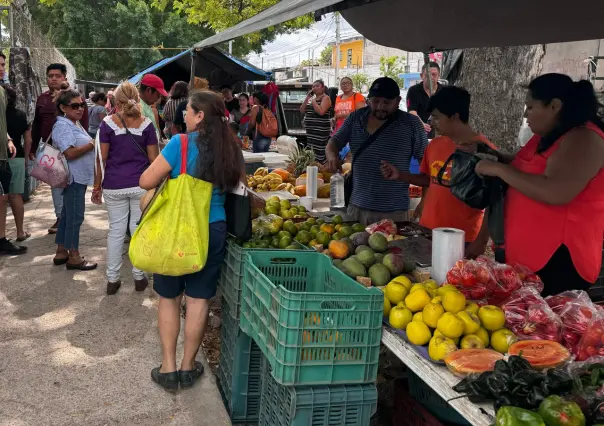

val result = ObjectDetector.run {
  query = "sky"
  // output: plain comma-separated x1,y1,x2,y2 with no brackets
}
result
246,13,361,69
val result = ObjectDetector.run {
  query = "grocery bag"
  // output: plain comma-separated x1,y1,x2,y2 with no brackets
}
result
31,134,69,188
129,135,212,276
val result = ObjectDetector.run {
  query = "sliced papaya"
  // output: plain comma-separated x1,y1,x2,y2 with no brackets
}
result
444,349,504,377
507,340,570,370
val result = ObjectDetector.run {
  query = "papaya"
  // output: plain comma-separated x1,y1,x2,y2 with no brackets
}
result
294,185,306,196
444,349,504,377
507,340,570,370
272,168,291,181
328,240,350,260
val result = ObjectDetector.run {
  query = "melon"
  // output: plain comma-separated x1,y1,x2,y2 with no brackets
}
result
507,340,570,370
444,349,504,377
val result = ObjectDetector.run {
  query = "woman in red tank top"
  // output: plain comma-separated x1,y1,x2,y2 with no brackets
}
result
475,74,604,296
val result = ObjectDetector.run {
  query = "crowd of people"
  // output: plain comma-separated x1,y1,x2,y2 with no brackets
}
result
0,52,602,391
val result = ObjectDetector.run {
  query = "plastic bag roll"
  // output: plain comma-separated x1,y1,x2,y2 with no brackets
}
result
431,227,465,284
306,166,319,200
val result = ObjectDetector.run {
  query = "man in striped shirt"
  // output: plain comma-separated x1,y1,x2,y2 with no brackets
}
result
326,77,429,225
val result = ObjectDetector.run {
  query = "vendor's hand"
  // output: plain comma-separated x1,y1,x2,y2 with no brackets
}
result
91,189,103,205
411,200,424,222
380,161,400,181
475,159,502,177
7,140,16,159
465,239,488,259
423,122,432,133
325,156,342,173
28,152,35,161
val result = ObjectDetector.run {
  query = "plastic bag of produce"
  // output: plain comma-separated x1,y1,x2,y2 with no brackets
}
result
509,261,544,293
488,263,524,305
538,395,586,426
365,219,397,237
558,299,597,356
496,406,546,426
445,258,495,303
576,311,604,361
501,287,562,342
545,290,592,315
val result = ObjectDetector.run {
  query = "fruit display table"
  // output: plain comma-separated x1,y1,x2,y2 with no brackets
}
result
381,326,495,426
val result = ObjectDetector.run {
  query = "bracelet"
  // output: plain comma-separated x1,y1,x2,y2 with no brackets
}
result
92,186,101,192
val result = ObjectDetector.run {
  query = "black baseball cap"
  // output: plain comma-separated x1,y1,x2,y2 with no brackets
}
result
368,77,400,99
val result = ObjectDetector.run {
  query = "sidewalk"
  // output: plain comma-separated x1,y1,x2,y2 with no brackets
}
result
0,185,230,426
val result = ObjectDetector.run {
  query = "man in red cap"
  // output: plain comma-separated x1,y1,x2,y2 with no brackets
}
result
139,74,168,139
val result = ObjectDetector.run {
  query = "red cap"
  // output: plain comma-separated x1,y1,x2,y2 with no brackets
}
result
140,74,168,97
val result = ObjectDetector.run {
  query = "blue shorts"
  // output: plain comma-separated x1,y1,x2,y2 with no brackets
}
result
153,221,227,299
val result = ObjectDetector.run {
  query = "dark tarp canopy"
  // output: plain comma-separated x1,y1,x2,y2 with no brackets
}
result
193,0,604,52
127,47,271,91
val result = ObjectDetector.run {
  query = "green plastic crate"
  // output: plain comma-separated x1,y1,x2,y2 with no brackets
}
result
259,357,378,426
218,239,310,320
240,250,383,386
217,298,263,424
407,370,470,426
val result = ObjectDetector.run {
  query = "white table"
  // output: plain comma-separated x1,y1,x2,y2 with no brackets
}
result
381,326,495,426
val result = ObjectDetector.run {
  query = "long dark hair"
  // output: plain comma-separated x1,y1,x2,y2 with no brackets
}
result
170,81,189,99
188,91,243,191
528,73,604,153
53,81,81,113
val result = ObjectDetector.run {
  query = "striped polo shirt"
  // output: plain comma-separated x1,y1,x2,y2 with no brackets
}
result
332,108,428,211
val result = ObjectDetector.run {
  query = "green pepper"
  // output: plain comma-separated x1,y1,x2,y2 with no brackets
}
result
496,406,546,426
538,395,586,426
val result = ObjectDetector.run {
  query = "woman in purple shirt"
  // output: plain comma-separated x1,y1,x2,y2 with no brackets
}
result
91,82,159,295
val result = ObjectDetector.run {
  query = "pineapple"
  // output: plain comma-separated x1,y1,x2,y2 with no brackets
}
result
286,148,316,177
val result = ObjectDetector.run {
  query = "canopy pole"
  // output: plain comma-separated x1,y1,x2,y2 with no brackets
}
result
190,49,199,89
423,52,433,95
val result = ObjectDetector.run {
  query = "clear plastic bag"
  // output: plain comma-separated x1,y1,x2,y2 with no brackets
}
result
509,261,544,293
365,219,397,237
576,311,604,361
501,287,562,342
545,290,592,315
559,300,597,356
445,259,494,304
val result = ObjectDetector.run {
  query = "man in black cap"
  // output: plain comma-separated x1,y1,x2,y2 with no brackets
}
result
326,77,429,225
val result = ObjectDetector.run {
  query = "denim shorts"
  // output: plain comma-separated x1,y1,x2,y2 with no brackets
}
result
153,221,227,299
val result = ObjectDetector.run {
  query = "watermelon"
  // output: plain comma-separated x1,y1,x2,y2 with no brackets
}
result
508,340,570,370
444,349,504,377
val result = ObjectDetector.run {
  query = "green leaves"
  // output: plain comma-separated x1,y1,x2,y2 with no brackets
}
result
379,56,405,87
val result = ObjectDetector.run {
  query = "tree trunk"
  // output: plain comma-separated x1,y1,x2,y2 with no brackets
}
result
456,46,546,152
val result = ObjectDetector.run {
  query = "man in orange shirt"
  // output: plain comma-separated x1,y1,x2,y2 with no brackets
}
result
381,86,493,258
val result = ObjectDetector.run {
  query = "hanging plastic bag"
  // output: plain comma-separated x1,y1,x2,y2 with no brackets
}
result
129,135,213,276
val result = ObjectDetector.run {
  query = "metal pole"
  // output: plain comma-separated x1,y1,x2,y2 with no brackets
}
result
190,49,197,89
8,6,14,48
335,12,340,82
310,49,314,81
229,40,233,54
423,52,433,95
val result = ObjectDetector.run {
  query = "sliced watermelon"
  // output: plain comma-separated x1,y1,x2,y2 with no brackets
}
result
508,340,570,369
444,349,504,377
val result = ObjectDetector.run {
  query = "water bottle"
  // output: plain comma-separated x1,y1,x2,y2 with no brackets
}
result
330,172,345,208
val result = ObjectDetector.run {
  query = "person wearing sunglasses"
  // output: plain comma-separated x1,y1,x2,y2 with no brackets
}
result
50,82,97,271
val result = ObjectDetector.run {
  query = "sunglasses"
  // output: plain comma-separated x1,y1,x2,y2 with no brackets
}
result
66,102,87,110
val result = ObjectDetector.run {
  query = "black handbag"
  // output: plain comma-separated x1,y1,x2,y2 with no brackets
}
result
344,111,401,205
0,159,12,196
225,182,252,241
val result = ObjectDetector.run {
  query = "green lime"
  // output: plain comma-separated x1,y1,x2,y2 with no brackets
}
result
316,231,331,247
283,220,298,236
339,225,353,237
265,206,279,215
281,209,293,219
279,236,293,248
271,237,280,248
306,217,316,225
258,240,270,248
296,230,312,245
242,242,254,248
352,223,365,233
332,232,342,241
317,219,326,226
310,225,320,237
289,207,299,216
278,230,292,239
332,215,343,225
280,199,292,210
286,245,299,250
297,206,307,213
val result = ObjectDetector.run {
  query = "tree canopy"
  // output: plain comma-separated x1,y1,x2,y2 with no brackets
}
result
379,56,405,87
28,0,313,81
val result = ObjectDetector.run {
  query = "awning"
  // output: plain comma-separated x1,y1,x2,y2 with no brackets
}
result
126,47,271,90
192,0,604,52
193,0,344,49
74,79,119,88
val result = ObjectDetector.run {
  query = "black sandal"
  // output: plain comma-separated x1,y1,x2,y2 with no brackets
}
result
0,239,27,256
53,256,69,266
178,361,204,389
151,366,179,392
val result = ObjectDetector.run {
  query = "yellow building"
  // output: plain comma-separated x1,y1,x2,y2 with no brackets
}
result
331,37,364,69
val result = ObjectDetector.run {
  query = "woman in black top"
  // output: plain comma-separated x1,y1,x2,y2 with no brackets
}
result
4,85,32,241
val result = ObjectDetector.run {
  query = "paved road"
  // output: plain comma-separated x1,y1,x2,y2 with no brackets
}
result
0,185,230,426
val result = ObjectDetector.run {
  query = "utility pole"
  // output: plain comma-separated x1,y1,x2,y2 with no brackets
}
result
335,12,341,82
229,40,233,54
261,57,264,70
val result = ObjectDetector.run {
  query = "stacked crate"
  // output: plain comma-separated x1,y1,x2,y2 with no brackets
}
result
239,249,384,426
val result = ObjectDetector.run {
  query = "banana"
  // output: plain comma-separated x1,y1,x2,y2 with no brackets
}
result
254,167,268,177
254,176,264,183
276,183,287,190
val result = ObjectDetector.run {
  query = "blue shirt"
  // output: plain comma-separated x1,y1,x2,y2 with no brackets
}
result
332,109,428,211
161,133,226,223
52,116,95,185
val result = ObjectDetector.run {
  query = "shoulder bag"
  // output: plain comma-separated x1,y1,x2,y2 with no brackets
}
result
344,111,400,206
225,181,252,241
116,114,151,166
30,127,69,188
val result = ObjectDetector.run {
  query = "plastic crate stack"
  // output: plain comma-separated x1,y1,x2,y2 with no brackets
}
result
239,249,384,426
216,241,264,424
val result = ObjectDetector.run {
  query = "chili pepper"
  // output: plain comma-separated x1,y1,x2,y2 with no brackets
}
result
511,370,544,388
508,355,533,375
543,369,573,394
526,386,546,409
494,394,514,411
494,359,512,379
487,373,509,395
